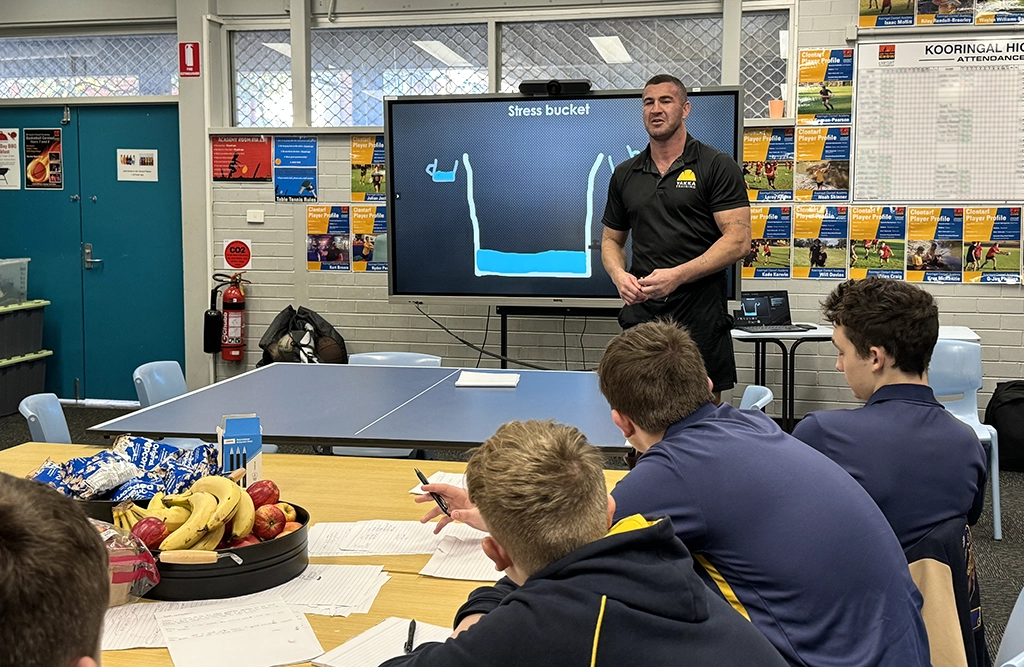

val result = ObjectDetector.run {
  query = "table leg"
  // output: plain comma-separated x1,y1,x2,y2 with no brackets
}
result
788,339,818,433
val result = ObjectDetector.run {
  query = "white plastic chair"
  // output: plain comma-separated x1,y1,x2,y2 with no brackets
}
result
332,352,442,457
927,340,1000,540
133,360,279,453
996,587,1024,666
18,393,72,444
739,385,774,411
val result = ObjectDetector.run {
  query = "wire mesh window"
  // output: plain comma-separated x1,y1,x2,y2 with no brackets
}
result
499,17,723,94
741,11,789,118
234,30,293,127
0,34,177,99
311,24,488,127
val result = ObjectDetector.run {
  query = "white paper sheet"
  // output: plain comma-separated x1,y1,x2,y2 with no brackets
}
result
156,594,322,667
454,371,520,387
419,535,503,582
307,520,487,557
313,617,451,667
408,471,467,495
274,564,391,616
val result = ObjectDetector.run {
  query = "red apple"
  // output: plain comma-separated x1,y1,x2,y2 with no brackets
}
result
131,517,169,550
275,502,297,523
227,533,261,548
252,504,286,540
274,522,303,539
247,480,280,508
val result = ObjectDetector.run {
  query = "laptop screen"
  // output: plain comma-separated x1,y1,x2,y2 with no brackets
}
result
739,291,793,326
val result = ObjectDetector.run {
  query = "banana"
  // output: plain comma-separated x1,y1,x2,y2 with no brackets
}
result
135,495,192,532
189,476,241,532
190,523,225,551
230,483,255,540
113,508,127,531
147,492,168,512
123,505,140,529
162,491,193,508
158,492,218,551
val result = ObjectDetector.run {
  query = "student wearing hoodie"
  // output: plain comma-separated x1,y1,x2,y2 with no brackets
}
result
386,420,786,667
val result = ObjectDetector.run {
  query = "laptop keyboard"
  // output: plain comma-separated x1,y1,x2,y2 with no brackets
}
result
734,324,815,333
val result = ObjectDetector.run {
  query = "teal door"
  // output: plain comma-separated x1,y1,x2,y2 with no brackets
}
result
0,104,184,400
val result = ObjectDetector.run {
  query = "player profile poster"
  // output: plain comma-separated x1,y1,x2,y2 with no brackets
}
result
212,136,272,181
963,207,1021,283
0,129,21,190
24,129,62,190
351,205,387,272
793,205,849,279
306,204,350,271
976,0,1024,23
907,207,963,283
917,0,974,24
745,206,792,279
743,128,794,202
274,137,318,202
795,127,850,202
351,135,386,203
849,206,907,280
797,49,854,125
861,0,915,26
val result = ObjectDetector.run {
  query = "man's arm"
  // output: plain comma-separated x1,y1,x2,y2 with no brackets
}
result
601,227,646,305
453,576,519,627
637,206,751,300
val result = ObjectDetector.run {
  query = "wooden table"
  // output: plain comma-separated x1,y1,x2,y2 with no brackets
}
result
0,444,627,667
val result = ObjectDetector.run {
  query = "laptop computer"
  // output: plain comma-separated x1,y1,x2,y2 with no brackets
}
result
733,291,815,333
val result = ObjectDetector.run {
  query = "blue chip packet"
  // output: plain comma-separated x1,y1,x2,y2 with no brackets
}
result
110,472,165,502
63,450,143,500
28,458,73,496
113,435,182,471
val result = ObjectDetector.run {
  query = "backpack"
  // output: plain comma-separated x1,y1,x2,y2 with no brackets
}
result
255,305,348,367
983,380,1024,472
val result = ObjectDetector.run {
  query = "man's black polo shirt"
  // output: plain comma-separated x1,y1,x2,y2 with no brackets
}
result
602,135,748,284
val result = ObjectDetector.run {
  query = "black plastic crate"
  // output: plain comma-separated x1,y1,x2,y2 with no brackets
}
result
0,350,52,417
0,300,47,360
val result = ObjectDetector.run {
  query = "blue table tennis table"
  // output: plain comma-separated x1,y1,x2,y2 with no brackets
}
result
89,363,627,452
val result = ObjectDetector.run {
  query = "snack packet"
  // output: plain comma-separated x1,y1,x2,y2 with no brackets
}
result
89,518,160,606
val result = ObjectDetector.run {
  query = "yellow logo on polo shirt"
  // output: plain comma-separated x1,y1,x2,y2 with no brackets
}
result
676,169,697,189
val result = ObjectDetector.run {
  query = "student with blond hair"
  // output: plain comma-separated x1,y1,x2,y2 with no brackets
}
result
394,420,786,667
0,472,110,667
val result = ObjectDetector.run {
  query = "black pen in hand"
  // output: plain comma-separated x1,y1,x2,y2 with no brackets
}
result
404,619,417,654
415,468,451,517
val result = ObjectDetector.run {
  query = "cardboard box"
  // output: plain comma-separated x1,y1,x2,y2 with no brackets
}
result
217,414,263,488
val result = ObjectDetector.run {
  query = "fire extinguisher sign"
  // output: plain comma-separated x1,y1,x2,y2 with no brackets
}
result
224,239,252,270
179,42,201,78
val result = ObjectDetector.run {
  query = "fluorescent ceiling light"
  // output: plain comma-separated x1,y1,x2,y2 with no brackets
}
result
263,43,292,58
413,40,471,67
589,36,632,64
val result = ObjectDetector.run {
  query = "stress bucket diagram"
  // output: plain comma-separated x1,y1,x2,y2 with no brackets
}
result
424,150,636,278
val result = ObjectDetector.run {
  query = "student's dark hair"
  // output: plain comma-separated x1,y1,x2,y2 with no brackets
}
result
0,473,109,667
598,320,713,433
643,74,687,102
821,278,939,376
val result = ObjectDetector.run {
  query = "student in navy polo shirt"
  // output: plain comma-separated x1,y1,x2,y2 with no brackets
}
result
792,278,987,549
428,322,929,667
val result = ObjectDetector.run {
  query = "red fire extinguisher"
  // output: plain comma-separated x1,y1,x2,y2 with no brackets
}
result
220,272,249,361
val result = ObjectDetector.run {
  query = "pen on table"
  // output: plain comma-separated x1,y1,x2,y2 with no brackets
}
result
415,468,451,517
404,619,417,654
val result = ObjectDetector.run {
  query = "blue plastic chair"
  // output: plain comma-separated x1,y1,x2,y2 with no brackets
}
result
739,385,774,411
332,352,443,457
927,340,1001,540
133,361,279,453
18,393,72,444
996,586,1024,666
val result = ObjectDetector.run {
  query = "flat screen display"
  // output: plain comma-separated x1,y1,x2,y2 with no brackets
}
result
385,87,743,307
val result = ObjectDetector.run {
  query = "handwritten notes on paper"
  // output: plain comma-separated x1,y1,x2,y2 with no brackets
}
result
313,617,451,667
307,520,487,557
420,535,503,581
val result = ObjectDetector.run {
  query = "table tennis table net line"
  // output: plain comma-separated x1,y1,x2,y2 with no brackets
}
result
352,370,461,436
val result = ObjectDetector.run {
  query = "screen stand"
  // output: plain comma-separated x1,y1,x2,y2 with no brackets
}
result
496,306,620,369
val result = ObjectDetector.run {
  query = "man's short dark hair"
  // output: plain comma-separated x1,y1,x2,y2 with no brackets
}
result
643,74,687,102
598,320,713,433
0,473,109,667
821,278,939,376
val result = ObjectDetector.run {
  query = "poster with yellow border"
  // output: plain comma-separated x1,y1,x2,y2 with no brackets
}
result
976,0,1024,23
849,206,906,280
306,204,350,271
861,0,915,26
916,0,974,25
795,127,850,201
745,206,792,279
743,128,794,201
797,49,854,125
351,204,388,272
963,207,1021,283
351,134,386,203
793,205,849,279
906,207,963,282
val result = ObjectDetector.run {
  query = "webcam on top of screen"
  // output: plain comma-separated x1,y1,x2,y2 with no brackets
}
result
518,79,593,96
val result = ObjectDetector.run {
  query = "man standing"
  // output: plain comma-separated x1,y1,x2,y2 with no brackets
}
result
792,278,987,550
601,74,750,400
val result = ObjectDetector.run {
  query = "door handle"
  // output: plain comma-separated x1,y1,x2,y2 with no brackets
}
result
90,195,98,203
84,243,104,269
70,194,80,201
